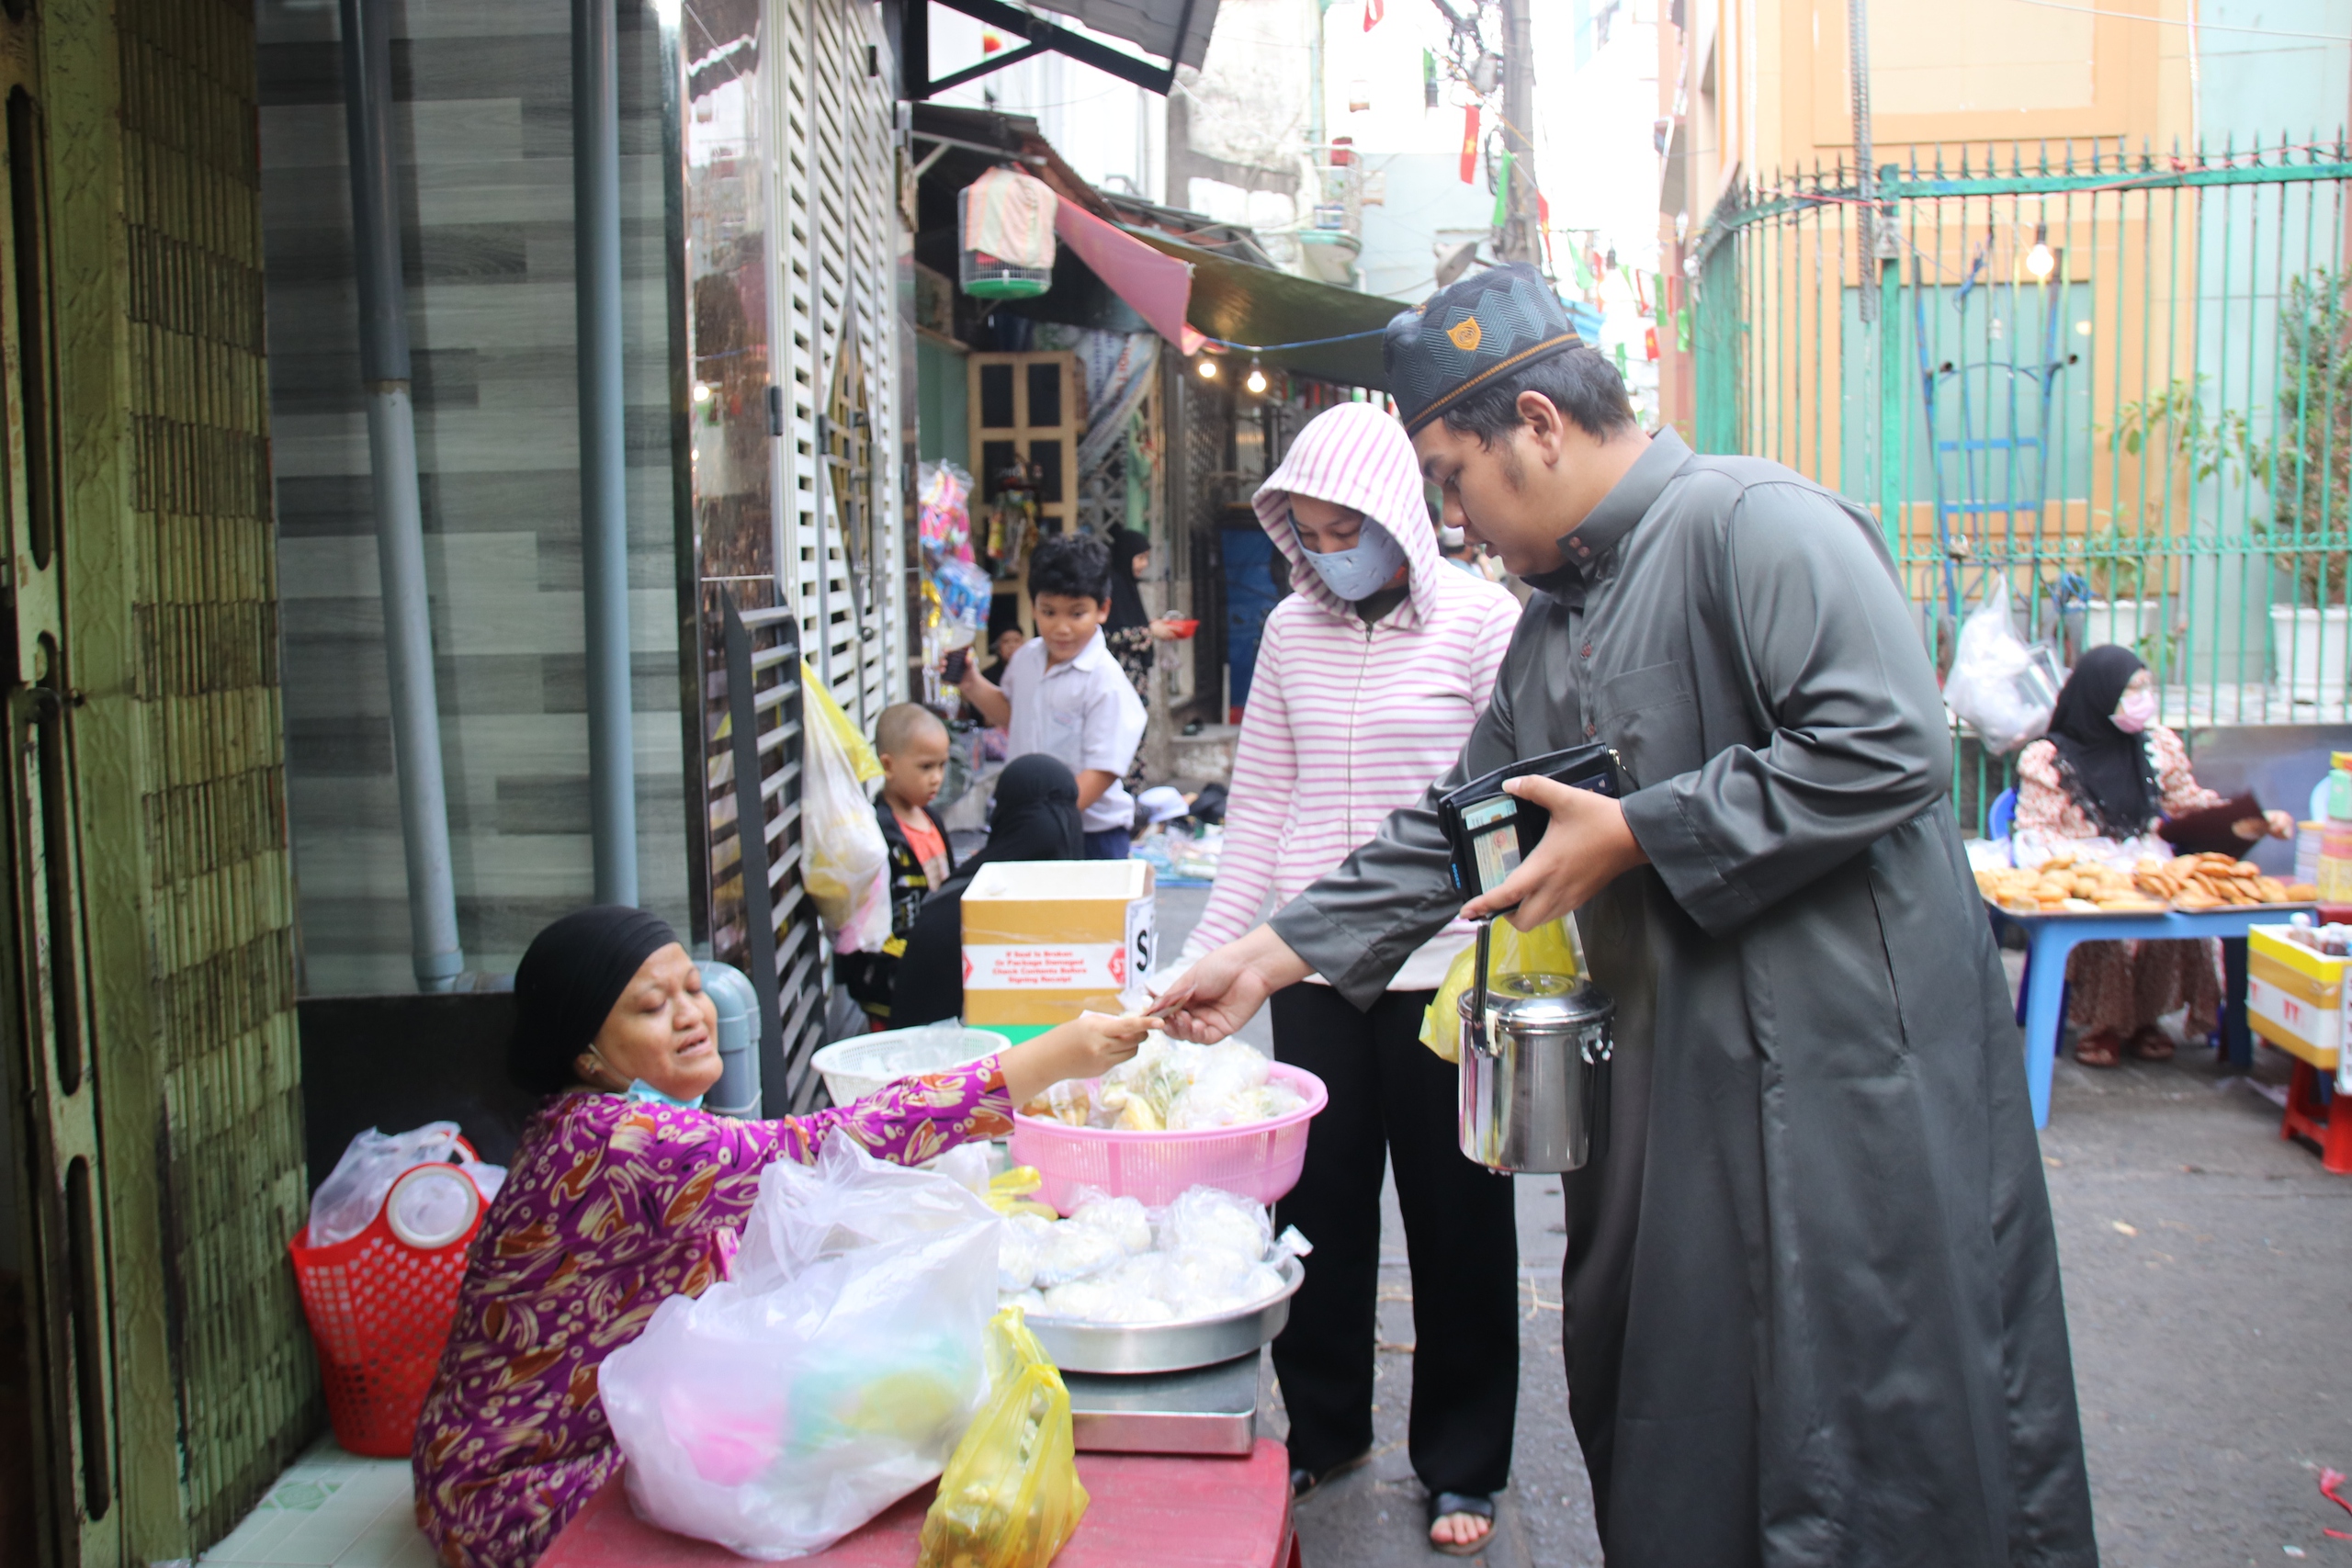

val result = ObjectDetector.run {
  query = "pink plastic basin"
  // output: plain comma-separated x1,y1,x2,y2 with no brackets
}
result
1009,1063,1328,1213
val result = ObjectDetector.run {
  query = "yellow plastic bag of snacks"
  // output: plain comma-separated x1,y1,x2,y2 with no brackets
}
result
1419,919,1582,1064
917,1305,1088,1568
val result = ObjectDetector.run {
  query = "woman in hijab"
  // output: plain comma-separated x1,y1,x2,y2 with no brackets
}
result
413,903,1146,1568
1103,528,1177,790
892,753,1085,1027
2016,644,2291,1066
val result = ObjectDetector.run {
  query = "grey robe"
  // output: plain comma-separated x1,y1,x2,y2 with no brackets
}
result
1270,430,2097,1567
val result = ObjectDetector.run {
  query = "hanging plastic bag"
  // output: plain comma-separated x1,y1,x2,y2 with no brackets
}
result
306,1123,507,1248
1420,919,1584,1065
936,558,993,635
800,660,892,952
915,1305,1089,1568
1941,592,2060,756
601,1134,1002,1560
919,462,976,565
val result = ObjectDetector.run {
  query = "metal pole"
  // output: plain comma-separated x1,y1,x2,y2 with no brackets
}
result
808,0,835,702
1498,0,1540,265
339,0,463,992
1849,0,1876,323
574,0,639,906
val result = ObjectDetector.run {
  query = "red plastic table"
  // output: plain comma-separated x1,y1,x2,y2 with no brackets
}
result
537,1438,1300,1568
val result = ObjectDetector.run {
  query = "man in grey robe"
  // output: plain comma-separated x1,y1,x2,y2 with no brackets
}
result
1159,265,2098,1566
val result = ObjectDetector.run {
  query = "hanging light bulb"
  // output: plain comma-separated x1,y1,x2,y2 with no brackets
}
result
691,380,713,404
1245,362,1269,395
1196,355,1219,380
2026,222,2055,281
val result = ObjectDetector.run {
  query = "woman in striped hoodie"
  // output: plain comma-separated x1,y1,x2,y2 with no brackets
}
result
1174,401,1523,1554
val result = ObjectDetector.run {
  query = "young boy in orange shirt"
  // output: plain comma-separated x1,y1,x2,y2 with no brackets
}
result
841,703,957,1025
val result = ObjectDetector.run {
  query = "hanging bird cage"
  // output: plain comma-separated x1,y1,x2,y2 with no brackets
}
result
959,165,1057,300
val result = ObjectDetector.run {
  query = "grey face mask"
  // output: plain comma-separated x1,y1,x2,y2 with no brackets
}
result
1295,517,1407,602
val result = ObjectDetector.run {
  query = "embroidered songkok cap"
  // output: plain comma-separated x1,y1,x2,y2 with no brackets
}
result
1383,262,1586,434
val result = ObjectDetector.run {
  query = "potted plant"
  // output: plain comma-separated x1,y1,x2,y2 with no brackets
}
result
2265,269,2352,706
2077,524,2160,657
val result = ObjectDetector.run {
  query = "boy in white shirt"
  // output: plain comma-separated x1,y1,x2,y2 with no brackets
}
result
956,533,1148,859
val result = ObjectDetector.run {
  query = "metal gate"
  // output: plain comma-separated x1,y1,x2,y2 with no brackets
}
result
0,19,118,1562
1698,137,2352,822
664,0,906,1100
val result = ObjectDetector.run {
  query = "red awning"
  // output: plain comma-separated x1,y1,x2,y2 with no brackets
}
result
1053,199,1206,355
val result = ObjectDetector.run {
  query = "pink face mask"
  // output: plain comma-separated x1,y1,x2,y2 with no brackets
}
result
2111,690,2156,734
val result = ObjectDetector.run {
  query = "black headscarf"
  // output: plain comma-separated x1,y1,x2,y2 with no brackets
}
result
892,755,1084,1026
1105,528,1152,637
507,906,681,1095
2045,644,2158,837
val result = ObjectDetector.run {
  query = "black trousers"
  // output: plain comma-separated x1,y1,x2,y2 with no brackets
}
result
1268,982,1520,1497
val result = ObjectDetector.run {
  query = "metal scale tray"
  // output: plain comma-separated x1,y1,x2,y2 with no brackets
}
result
1031,1257,1303,1456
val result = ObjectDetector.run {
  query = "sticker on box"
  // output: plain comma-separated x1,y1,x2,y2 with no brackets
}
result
964,943,1130,991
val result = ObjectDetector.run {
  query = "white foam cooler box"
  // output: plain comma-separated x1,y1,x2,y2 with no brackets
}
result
961,859,1155,1031
2246,923,2352,1091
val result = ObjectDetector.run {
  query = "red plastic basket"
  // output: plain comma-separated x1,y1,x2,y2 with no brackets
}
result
288,1167,484,1458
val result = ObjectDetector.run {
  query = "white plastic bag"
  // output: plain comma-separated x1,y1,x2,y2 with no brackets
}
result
1942,593,2059,756
599,1133,1002,1560
307,1123,506,1248
798,660,891,953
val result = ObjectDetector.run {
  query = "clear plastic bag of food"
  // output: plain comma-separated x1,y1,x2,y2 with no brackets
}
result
916,1305,1090,1568
1093,1036,1295,1130
1065,1190,1152,1256
1157,1184,1273,1264
600,1134,1001,1559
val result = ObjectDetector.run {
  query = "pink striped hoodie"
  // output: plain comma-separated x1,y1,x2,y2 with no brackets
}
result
1180,401,1521,990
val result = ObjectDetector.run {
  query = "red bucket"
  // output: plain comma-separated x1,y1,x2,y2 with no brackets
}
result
288,1163,486,1458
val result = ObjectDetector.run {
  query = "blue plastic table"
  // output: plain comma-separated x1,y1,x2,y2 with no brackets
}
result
1986,903,2311,1127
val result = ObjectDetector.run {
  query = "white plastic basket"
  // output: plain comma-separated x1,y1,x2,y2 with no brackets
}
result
809,1024,1011,1106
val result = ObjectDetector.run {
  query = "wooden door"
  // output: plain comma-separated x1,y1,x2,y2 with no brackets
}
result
0,28,117,1568
967,352,1080,636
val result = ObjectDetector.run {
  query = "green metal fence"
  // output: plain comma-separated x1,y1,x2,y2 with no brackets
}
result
1696,136,2352,829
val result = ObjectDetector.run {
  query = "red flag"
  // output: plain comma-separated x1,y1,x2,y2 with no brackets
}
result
1363,0,1385,28
1644,325,1660,361
1459,106,1479,183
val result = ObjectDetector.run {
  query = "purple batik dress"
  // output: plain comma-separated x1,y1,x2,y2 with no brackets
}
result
411,1057,1013,1568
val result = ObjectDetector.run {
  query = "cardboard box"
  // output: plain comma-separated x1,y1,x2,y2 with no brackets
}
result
2246,923,2346,1075
962,860,1155,1026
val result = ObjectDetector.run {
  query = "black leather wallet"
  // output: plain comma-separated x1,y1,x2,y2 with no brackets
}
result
1437,743,1624,898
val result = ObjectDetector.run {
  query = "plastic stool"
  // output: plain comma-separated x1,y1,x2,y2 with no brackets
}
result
2280,1061,2352,1175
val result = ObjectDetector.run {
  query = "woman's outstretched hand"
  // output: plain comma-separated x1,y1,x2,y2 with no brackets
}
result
999,1011,1152,1105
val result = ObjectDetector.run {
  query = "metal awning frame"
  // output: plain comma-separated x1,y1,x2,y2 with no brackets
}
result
889,0,1199,98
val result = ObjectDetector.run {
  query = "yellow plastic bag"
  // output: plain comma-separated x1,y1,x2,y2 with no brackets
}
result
985,1166,1058,1223
916,1305,1089,1568
800,660,889,939
1420,919,1583,1064
803,660,883,784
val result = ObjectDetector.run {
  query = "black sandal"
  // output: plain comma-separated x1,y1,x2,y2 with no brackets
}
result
1427,1491,1496,1557
1289,1448,1371,1501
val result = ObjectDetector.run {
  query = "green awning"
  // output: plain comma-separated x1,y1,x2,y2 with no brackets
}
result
1127,230,1401,391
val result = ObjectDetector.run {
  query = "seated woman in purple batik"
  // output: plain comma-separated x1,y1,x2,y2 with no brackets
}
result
412,905,1147,1568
